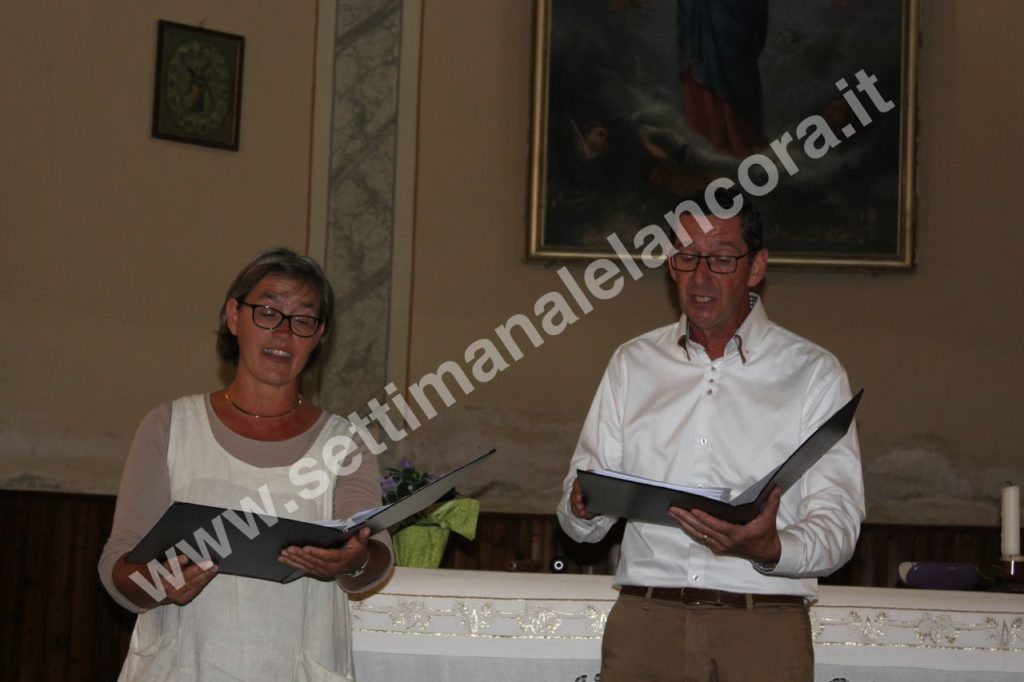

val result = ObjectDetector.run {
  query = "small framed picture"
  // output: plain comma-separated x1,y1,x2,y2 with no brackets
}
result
152,20,245,150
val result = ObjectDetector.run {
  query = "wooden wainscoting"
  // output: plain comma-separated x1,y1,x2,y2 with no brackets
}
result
821,521,1005,588
0,489,1008,681
443,510,1007,588
0,489,133,682
441,512,626,574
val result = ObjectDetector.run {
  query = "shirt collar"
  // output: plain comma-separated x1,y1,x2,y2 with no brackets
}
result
676,293,768,363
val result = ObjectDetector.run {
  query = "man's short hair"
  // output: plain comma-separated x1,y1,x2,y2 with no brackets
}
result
670,188,764,255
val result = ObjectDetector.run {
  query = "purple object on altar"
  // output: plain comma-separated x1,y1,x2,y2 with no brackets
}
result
898,562,980,590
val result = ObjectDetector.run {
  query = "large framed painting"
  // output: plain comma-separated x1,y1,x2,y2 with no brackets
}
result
528,0,918,270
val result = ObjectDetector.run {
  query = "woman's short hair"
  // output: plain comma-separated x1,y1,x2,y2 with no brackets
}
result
216,247,335,369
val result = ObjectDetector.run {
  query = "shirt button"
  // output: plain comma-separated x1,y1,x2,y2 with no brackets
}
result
700,437,708,445
692,575,700,582
706,389,713,395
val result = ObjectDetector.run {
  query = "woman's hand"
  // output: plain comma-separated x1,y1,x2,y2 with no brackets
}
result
278,526,372,579
159,555,220,605
113,553,219,610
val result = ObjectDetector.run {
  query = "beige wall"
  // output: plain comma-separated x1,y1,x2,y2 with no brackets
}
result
402,0,1023,523
1,0,319,491
3,0,1022,525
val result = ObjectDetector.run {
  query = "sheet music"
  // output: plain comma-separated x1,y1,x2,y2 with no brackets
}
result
594,469,731,501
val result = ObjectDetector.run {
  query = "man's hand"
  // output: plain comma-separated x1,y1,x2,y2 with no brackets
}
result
278,526,372,579
569,477,596,520
668,486,783,563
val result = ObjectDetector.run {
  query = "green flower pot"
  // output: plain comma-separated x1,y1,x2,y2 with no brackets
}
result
390,498,480,568
393,525,451,568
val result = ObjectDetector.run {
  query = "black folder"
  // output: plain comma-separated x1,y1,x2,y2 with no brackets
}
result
578,391,862,525
126,448,496,582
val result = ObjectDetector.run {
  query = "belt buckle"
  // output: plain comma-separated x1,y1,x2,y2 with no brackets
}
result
687,588,723,607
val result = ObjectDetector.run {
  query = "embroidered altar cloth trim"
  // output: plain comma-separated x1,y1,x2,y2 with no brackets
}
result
351,568,1024,670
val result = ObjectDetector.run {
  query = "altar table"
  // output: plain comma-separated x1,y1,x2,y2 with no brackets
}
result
351,568,1024,682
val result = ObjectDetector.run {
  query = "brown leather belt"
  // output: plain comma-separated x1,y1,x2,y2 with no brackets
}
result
620,585,806,608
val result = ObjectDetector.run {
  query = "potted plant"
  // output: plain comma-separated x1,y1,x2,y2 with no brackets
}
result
381,458,480,568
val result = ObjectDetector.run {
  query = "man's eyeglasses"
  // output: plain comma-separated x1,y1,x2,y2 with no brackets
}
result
669,251,750,274
240,302,322,337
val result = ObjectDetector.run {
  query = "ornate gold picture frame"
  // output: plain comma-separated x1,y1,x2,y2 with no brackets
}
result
528,0,918,270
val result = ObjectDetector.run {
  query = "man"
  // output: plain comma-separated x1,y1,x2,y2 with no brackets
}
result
557,193,864,681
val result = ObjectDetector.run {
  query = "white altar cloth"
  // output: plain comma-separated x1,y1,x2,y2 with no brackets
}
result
351,568,1024,681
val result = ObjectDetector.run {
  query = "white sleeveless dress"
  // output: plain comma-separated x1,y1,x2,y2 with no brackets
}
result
118,395,356,681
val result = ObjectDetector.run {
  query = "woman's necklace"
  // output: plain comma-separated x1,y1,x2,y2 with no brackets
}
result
224,392,303,419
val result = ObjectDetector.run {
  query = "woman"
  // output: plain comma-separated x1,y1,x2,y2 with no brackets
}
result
99,248,393,681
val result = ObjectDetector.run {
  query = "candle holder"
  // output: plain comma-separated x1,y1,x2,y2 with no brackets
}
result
998,557,1024,579
983,557,1024,593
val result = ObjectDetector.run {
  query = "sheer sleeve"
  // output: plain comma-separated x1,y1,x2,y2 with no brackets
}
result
97,404,173,613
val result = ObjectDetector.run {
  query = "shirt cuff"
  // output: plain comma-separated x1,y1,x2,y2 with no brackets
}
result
556,499,615,543
765,530,800,576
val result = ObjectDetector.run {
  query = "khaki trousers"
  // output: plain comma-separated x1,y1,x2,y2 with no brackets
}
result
600,592,814,682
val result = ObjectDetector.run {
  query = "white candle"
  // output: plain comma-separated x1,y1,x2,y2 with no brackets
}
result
1002,484,1021,558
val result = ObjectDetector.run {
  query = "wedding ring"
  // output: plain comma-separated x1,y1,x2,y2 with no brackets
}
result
702,534,709,544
